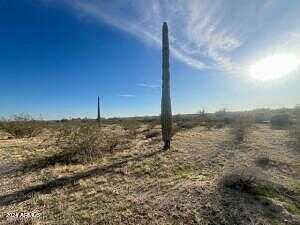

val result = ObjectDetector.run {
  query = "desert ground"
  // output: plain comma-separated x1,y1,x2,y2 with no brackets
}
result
0,119,299,225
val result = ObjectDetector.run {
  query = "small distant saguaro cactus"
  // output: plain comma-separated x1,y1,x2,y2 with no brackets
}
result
161,22,172,150
97,96,101,127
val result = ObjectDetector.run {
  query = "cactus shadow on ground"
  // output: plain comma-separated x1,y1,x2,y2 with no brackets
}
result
0,148,165,206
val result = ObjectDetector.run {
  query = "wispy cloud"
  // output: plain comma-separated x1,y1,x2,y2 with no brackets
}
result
117,94,136,98
137,83,160,89
62,0,300,75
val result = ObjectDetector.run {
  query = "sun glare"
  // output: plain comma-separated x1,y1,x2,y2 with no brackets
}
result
249,54,300,81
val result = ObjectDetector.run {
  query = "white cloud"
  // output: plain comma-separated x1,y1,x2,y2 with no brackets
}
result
61,0,300,75
137,83,160,89
117,94,136,98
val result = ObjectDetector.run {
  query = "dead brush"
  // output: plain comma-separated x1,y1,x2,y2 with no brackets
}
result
0,117,44,139
222,169,257,193
120,119,141,138
255,155,271,168
289,106,300,150
290,126,300,149
231,116,254,144
204,118,215,131
145,129,160,139
52,125,122,164
270,114,291,129
17,126,125,173
220,169,299,224
222,168,300,209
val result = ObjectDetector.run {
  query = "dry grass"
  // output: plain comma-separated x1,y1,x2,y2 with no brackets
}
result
221,168,300,224
0,121,44,139
53,125,122,162
12,125,127,175
231,116,254,143
289,107,300,150
119,119,142,138
0,114,47,139
0,122,299,225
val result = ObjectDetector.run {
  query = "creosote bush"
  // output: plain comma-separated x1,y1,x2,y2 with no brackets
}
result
289,106,300,149
146,119,160,130
173,114,206,132
222,169,298,204
270,114,291,128
0,114,43,138
120,119,141,137
215,121,226,129
255,155,271,168
222,170,256,193
231,116,254,143
204,118,215,130
53,125,121,163
145,129,160,139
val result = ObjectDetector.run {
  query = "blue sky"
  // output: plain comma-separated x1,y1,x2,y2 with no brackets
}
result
0,0,300,119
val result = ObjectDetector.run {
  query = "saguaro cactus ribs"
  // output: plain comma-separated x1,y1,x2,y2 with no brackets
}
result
161,22,172,150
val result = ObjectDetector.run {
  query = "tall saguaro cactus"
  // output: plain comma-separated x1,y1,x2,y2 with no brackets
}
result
161,22,172,150
97,96,101,127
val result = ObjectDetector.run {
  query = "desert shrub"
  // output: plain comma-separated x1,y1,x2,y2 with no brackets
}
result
0,115,43,138
146,120,160,130
177,120,199,130
53,125,121,163
255,155,271,168
145,129,160,139
172,116,204,133
203,118,215,130
222,170,256,193
231,116,254,143
289,107,300,149
174,114,205,129
120,119,141,137
170,123,180,136
222,169,294,200
270,114,291,128
215,121,226,129
169,119,202,136
255,112,267,123
215,108,227,119
221,170,300,222
294,128,300,149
